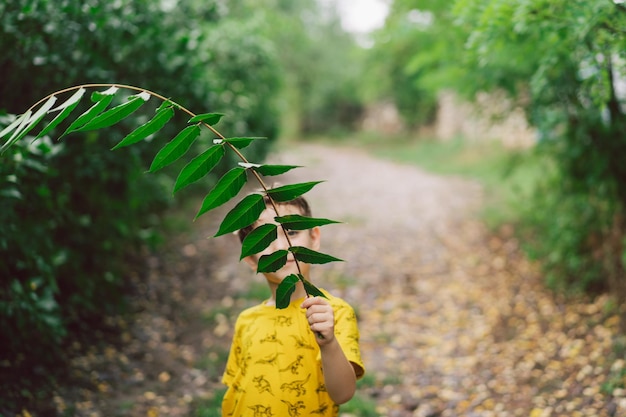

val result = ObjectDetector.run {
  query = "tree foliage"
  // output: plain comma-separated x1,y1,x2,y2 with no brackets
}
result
0,0,282,411
0,81,338,413
0,1,370,411
366,1,467,127
453,0,626,294
370,0,626,295
225,0,367,136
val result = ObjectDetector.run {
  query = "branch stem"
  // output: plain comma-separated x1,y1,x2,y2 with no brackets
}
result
26,83,309,295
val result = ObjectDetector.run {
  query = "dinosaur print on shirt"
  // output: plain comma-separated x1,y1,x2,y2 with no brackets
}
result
221,292,365,417
280,374,311,397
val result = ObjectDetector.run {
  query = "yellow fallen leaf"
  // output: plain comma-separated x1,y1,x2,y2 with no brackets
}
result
605,315,620,328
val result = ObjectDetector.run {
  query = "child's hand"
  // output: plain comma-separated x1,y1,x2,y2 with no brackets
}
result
301,296,335,345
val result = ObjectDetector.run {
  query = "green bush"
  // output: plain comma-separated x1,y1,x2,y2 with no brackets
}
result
450,0,626,297
0,0,281,413
0,120,171,411
520,115,626,295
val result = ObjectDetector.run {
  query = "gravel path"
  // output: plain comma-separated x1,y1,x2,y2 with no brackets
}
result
259,144,620,417
269,143,491,416
64,142,622,417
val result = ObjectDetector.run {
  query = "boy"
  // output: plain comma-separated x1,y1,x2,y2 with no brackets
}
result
221,194,365,417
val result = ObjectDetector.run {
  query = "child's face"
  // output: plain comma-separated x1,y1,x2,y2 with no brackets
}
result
243,204,321,284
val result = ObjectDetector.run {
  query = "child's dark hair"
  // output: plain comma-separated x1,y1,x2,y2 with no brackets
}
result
237,193,312,243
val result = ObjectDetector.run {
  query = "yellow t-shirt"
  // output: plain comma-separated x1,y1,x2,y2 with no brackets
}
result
221,290,365,417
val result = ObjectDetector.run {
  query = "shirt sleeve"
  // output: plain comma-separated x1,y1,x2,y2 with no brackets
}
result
332,299,365,379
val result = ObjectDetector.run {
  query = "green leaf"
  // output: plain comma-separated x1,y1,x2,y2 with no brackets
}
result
76,91,149,132
149,124,201,172
276,274,300,309
188,112,224,125
25,95,57,124
1,96,57,152
275,214,340,230
22,96,58,136
173,144,225,193
241,224,278,259
0,111,31,153
215,193,265,237
112,105,174,150
222,137,265,149
195,167,248,219
257,249,289,273
289,246,343,264
266,181,323,202
36,88,86,139
90,86,119,101
62,88,117,136
255,164,301,176
0,112,29,139
303,279,327,299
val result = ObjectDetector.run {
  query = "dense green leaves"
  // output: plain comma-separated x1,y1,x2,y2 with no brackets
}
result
0,78,341,413
0,84,336,272
0,80,341,287
230,0,365,136
368,0,626,297
0,0,283,410
215,193,266,237
196,167,248,218
240,223,278,259
448,0,626,295
367,1,465,127
0,82,341,291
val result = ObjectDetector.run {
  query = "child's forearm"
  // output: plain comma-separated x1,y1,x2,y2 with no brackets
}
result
320,338,356,404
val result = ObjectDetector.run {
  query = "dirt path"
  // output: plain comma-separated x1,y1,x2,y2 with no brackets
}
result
62,143,623,417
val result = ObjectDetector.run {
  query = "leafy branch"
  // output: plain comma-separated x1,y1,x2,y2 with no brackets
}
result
0,84,341,309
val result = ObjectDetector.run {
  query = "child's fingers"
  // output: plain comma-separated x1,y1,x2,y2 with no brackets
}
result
307,309,333,324
300,296,329,309
302,297,335,342
308,315,333,338
303,301,333,322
